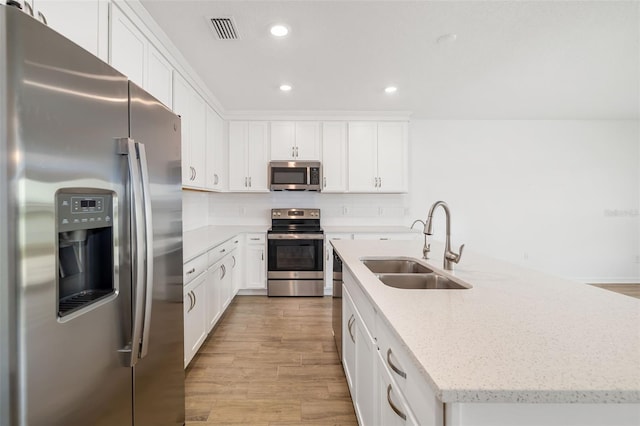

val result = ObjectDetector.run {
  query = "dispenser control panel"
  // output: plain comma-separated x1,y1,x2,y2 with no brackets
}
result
57,190,114,233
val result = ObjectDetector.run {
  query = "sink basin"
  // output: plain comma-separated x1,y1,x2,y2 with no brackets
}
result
377,273,470,290
362,258,433,274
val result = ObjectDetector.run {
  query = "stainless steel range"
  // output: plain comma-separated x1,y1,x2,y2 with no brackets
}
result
267,208,324,296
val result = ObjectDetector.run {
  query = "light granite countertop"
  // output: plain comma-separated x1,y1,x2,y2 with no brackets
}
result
182,226,267,262
331,239,640,404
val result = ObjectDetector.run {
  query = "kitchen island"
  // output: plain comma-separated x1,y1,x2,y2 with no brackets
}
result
332,239,640,426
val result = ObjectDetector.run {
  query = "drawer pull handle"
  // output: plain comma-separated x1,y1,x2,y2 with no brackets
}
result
220,248,226,253
347,315,355,343
387,348,407,379
387,384,407,420
250,238,260,241
186,268,196,275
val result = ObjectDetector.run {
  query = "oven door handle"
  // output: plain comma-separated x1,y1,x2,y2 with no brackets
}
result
268,234,324,240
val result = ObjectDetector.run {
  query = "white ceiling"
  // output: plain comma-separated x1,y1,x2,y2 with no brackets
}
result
140,0,639,120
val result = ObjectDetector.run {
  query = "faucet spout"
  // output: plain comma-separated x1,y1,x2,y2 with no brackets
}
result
411,219,430,259
424,201,464,270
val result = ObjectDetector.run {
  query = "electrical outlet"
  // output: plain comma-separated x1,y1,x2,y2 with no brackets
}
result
523,252,529,261
343,206,349,215
635,255,640,264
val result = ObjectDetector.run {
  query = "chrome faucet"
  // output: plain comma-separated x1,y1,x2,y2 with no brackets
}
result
411,219,430,259
424,201,464,270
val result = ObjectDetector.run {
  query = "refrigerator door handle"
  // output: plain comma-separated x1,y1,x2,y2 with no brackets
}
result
118,138,146,367
137,142,154,359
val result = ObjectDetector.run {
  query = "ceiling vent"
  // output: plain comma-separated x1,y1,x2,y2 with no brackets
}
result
209,17,239,40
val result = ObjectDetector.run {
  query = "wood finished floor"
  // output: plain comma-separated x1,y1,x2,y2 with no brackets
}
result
589,284,640,299
185,296,358,426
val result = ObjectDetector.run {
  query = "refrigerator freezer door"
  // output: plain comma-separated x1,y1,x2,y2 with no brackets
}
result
129,82,185,425
3,7,133,425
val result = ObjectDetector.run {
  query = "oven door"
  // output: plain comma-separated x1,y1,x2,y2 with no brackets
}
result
267,234,324,279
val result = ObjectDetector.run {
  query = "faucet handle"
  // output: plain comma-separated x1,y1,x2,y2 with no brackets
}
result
447,244,465,264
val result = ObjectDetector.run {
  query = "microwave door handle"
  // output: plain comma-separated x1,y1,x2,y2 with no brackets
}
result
137,142,154,359
118,138,145,367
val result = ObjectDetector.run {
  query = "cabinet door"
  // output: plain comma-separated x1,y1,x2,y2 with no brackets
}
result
34,0,106,59
146,45,173,108
228,121,248,191
231,249,242,295
205,107,225,190
377,122,408,193
184,273,207,367
189,92,206,188
355,313,377,426
173,73,192,186
206,264,222,333
342,285,357,392
270,121,295,160
246,122,269,191
245,244,266,289
295,122,320,160
221,255,234,309
109,5,145,88
348,122,377,192
321,122,347,192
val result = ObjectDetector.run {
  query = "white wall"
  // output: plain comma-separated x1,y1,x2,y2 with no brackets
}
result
408,120,639,283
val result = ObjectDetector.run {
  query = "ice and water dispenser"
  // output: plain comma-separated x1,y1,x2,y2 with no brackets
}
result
56,190,115,318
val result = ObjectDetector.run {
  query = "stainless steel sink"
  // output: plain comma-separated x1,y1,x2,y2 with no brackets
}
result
362,258,433,274
377,273,470,290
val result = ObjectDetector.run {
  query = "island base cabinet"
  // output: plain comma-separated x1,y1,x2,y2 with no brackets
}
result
445,403,640,426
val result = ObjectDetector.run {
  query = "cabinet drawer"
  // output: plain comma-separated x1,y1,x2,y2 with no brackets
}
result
184,254,207,285
377,350,420,426
208,239,235,266
245,233,265,244
376,316,443,424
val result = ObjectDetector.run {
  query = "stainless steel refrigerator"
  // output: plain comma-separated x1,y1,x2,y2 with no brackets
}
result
0,5,185,425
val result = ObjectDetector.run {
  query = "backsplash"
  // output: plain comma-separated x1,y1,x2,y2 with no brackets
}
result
182,190,411,230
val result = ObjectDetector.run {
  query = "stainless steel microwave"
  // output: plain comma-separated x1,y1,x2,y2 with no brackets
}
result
269,161,322,191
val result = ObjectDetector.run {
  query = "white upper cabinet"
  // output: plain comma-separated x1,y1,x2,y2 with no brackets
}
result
270,121,320,160
205,106,226,191
110,4,174,109
228,121,269,192
173,73,206,188
32,0,108,60
110,4,145,87
348,122,378,192
321,122,347,192
348,122,408,193
146,45,173,108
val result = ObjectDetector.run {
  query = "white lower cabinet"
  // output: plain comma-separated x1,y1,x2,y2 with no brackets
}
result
343,285,357,391
343,284,377,426
183,271,207,367
243,233,266,289
205,260,223,333
343,268,443,426
184,237,242,367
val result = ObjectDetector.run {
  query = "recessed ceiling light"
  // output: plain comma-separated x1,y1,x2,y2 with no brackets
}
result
270,24,289,37
385,86,398,94
436,33,457,44
279,84,292,92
